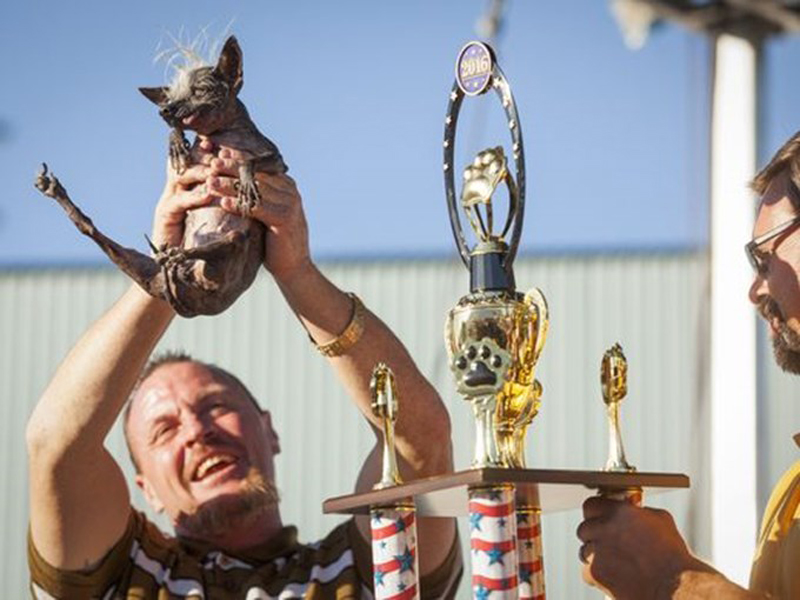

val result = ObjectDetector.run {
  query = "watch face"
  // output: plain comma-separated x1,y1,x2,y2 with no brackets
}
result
456,41,494,96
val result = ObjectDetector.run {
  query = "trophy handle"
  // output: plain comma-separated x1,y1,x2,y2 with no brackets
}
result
524,287,549,364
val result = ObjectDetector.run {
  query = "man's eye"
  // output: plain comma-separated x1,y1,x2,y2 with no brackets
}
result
756,251,771,275
152,423,175,442
209,403,230,416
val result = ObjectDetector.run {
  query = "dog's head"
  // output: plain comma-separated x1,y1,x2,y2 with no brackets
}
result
140,35,244,135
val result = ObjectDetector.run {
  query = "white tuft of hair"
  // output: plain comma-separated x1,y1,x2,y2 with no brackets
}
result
153,22,235,101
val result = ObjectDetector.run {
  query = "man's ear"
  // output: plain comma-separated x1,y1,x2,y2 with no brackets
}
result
136,474,165,514
215,36,243,94
139,87,170,107
261,410,281,455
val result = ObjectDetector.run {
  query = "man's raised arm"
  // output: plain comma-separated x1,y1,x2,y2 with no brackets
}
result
26,157,215,571
210,149,457,578
27,286,173,570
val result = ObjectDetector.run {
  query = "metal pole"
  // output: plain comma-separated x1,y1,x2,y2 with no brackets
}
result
709,31,759,585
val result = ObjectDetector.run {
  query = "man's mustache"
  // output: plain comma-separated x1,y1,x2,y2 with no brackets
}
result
759,297,784,323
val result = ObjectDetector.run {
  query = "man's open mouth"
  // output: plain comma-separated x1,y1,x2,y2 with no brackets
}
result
192,453,239,482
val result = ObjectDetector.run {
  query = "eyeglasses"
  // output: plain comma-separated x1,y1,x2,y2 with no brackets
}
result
745,214,800,275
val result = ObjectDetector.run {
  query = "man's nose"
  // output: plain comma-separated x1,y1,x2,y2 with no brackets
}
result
182,413,214,445
748,272,767,306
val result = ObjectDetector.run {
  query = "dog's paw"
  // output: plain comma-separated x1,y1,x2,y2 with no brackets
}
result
236,179,261,216
34,163,66,199
169,131,191,175
154,244,187,269
461,147,507,208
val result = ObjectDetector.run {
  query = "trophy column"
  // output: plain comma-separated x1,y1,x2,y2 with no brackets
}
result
468,484,519,598
368,364,420,600
370,508,419,600
516,507,545,600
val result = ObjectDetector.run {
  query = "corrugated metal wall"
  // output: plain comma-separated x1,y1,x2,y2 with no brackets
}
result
1,252,712,599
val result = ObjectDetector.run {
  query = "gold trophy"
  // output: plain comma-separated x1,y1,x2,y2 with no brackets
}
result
599,344,642,600
322,45,690,600
370,362,403,488
601,343,635,473
443,145,549,469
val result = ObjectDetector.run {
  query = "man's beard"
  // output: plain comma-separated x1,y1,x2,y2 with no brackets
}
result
177,467,280,540
760,297,800,373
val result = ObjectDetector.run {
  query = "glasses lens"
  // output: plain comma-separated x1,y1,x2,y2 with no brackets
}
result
746,215,800,275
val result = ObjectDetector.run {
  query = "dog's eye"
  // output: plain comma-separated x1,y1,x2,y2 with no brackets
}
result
193,79,215,92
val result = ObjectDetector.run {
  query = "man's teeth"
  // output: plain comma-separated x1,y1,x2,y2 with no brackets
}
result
195,455,235,480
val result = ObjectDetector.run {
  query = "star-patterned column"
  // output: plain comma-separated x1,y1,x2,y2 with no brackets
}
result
516,506,545,599
370,505,420,600
468,484,518,599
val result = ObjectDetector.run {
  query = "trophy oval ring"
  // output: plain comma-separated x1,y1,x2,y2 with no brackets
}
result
444,40,526,292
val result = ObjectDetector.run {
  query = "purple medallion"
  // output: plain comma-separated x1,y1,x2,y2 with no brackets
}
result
456,41,494,96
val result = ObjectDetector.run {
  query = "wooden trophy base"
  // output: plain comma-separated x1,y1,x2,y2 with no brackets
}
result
323,468,689,517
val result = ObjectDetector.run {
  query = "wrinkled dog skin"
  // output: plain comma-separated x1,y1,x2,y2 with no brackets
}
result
35,36,287,317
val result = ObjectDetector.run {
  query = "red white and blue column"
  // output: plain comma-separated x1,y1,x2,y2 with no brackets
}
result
469,484,518,599
370,505,420,600
517,507,545,600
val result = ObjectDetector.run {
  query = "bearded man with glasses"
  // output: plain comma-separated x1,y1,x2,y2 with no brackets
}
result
748,151,800,376
575,133,800,599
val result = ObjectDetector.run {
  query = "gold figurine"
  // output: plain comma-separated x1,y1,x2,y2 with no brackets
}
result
601,343,636,473
460,147,518,255
370,362,403,488
445,146,548,469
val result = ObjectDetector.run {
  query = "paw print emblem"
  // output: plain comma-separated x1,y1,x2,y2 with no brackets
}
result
451,337,510,395
461,146,508,211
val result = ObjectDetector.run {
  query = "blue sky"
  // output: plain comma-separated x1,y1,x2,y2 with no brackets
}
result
2,1,800,266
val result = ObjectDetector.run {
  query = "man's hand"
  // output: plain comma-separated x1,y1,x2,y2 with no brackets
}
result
206,147,311,283
150,139,216,249
577,497,713,599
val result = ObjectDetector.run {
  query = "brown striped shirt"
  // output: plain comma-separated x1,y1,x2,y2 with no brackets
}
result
29,510,462,599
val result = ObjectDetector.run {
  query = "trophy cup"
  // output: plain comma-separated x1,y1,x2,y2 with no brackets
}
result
322,42,689,600
368,363,421,600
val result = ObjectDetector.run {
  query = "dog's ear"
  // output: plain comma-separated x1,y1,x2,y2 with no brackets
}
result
215,36,243,95
139,87,170,106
